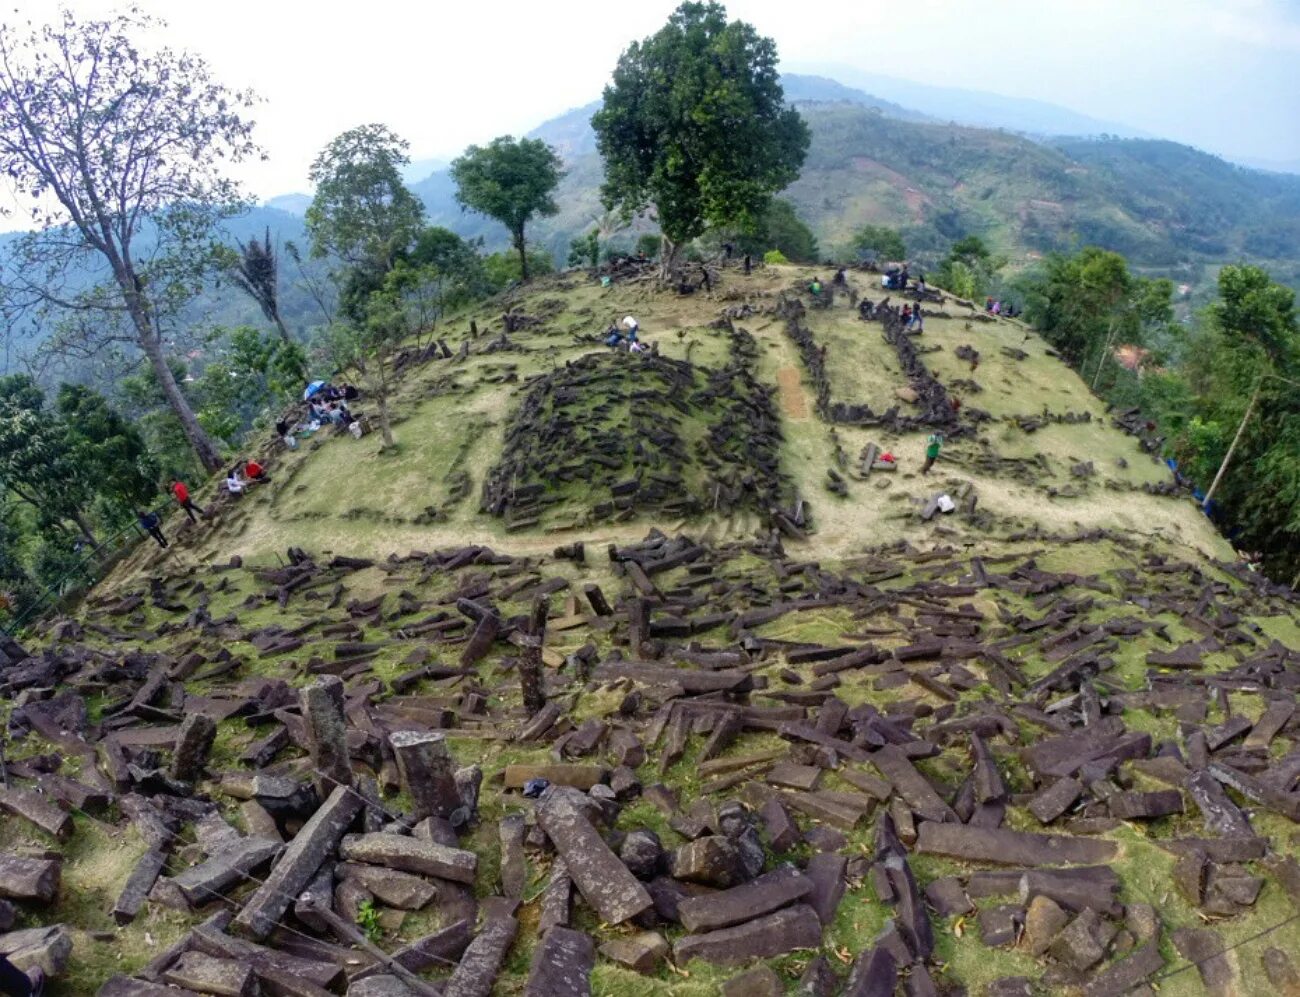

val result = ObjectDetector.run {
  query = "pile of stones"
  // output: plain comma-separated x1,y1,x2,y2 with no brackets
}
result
0,525,1297,993
482,327,792,531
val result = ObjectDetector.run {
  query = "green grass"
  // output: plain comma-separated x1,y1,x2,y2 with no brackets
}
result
36,264,1300,995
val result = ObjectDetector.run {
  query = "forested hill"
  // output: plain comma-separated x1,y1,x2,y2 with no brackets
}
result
6,72,1300,343
398,82,1300,290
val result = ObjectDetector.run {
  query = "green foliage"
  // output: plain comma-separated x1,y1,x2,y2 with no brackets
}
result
118,361,205,481
1034,254,1300,579
30,535,95,601
450,136,563,280
483,250,556,291
1209,263,1298,368
933,235,1007,301
189,327,307,445
763,249,789,265
636,234,662,259
851,224,905,262
1023,247,1179,394
0,501,39,625
0,7,255,473
1167,266,1300,575
568,230,601,269
733,199,819,263
408,227,492,304
354,899,383,943
55,385,159,512
0,374,96,542
592,2,809,258
306,124,426,270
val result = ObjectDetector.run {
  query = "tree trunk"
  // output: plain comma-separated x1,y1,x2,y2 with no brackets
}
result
516,230,529,282
117,269,223,474
1091,316,1119,390
137,326,223,473
272,311,293,347
374,357,396,450
1203,378,1261,509
69,509,100,552
659,234,679,281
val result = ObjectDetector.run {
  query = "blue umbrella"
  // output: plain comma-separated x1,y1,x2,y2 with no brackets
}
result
303,380,326,401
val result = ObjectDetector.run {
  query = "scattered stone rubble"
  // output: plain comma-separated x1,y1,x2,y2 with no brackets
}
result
0,523,1298,994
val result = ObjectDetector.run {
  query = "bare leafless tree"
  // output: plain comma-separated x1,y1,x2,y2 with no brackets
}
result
0,7,262,472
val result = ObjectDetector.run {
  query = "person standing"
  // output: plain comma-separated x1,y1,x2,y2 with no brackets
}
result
170,479,204,524
922,433,943,475
137,510,168,549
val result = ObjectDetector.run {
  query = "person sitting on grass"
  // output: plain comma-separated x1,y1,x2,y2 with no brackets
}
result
245,459,268,483
225,466,245,495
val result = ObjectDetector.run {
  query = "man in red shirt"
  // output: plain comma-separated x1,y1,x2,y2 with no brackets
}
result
245,459,268,483
171,479,205,523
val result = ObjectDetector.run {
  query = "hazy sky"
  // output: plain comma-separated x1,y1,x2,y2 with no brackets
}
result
3,0,1299,219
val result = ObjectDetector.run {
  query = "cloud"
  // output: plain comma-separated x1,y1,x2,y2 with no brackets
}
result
1198,0,1300,52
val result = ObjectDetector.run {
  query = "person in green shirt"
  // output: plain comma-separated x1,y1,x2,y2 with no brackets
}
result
922,433,942,474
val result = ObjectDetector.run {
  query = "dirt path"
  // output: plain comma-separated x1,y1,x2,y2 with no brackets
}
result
777,366,809,419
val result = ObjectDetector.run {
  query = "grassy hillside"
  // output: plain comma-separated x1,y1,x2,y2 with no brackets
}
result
8,266,1300,997
125,263,1224,570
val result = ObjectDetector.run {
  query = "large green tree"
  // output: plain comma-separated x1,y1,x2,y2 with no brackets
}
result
591,2,809,270
933,235,1008,302
1182,267,1300,577
0,375,99,546
0,8,259,473
306,124,426,272
450,137,563,281
734,199,819,263
56,385,159,514
851,225,906,263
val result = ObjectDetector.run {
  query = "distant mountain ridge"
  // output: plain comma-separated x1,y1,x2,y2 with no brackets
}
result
795,64,1155,140
391,74,1300,293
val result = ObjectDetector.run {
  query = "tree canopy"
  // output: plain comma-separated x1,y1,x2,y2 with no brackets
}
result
933,235,1006,301
307,124,426,272
0,7,260,472
56,385,159,514
450,137,563,281
733,199,819,263
591,2,809,265
0,375,97,545
851,225,906,263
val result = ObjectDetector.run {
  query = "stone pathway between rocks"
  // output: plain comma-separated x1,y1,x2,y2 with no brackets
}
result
776,366,809,419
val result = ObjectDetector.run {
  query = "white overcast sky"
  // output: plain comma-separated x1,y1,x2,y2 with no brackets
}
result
3,0,1300,218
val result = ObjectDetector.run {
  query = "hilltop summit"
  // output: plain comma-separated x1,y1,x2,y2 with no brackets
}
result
5,263,1298,996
